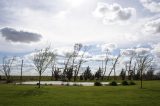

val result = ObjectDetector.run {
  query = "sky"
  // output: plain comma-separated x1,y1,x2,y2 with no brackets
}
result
0,0,160,76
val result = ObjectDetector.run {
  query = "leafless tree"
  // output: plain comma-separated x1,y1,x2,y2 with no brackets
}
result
0,56,15,83
136,54,153,88
74,45,89,81
102,49,110,80
51,53,57,80
62,52,73,81
63,43,83,81
33,47,55,88
20,59,24,84
108,54,121,80
128,54,136,80
133,62,137,80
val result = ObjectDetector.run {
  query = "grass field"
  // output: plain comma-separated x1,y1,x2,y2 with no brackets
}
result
0,81,160,106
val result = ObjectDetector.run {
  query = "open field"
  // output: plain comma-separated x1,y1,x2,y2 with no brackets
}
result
0,81,160,106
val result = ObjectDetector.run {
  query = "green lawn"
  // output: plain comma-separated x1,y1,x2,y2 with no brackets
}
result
0,81,160,106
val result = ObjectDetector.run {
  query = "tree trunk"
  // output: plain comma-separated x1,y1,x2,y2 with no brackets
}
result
20,59,23,85
103,59,108,80
38,73,41,88
74,75,77,81
114,68,116,80
51,71,54,80
140,69,143,89
6,76,10,83
107,69,113,80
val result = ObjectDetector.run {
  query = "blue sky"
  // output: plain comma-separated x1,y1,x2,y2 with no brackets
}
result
0,0,160,75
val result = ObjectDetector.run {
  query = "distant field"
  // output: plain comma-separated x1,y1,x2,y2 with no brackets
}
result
0,81,160,106
0,76,128,82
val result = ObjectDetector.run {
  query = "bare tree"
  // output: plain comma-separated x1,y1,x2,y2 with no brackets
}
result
51,54,57,80
133,62,137,80
136,54,153,88
146,66,155,80
0,56,15,83
20,59,24,84
72,44,82,80
108,54,121,80
128,54,136,80
33,47,55,88
62,43,83,81
62,52,73,81
74,45,89,81
102,49,110,80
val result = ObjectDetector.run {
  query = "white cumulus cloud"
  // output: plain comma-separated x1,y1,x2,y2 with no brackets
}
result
101,43,117,52
142,18,160,34
93,2,136,24
140,0,160,13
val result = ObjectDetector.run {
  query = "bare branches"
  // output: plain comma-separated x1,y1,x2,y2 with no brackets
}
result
0,56,16,83
108,54,121,80
136,54,153,88
32,47,55,88
74,45,89,81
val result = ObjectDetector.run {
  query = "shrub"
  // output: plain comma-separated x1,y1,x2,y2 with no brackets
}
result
73,83,78,86
122,80,129,86
129,81,136,85
49,84,52,86
79,84,83,86
109,81,117,86
94,81,102,86
66,83,70,86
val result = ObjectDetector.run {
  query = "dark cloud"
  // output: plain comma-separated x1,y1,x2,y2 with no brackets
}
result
0,27,42,43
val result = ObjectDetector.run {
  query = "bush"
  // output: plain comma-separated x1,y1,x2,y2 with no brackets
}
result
94,81,102,86
73,83,78,86
109,81,117,86
122,80,129,86
66,83,70,86
49,84,52,86
129,81,136,85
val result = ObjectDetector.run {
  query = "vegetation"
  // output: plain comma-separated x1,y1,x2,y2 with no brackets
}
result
109,81,118,86
0,81,159,106
0,57,16,83
32,47,55,88
94,81,102,86
95,67,103,80
0,44,159,89
82,66,92,80
129,81,136,85
122,80,129,85
120,69,126,80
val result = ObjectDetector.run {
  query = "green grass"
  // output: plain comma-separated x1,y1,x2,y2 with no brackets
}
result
0,81,160,106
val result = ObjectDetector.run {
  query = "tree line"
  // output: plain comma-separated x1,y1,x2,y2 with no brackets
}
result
0,44,160,88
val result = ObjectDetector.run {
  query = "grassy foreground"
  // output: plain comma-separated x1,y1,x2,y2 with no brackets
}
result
0,81,160,106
